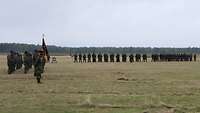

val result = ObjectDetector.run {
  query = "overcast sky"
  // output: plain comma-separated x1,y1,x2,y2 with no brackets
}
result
0,0,200,47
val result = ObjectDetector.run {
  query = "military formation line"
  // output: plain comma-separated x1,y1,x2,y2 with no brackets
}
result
73,53,197,63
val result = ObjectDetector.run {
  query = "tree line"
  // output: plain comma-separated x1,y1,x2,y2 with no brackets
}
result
1,43,200,55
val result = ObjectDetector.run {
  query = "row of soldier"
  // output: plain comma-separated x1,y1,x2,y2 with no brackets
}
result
151,54,196,62
73,53,197,63
73,54,147,63
7,51,32,74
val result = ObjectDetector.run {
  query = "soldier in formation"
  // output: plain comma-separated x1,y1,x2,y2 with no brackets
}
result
194,54,197,62
7,51,16,74
142,54,147,62
104,54,109,62
135,54,141,62
23,51,33,74
92,53,96,62
98,54,103,62
116,54,120,62
73,54,78,63
83,54,86,63
78,54,82,63
129,54,134,63
122,54,127,62
16,53,23,69
110,54,114,62
87,53,91,62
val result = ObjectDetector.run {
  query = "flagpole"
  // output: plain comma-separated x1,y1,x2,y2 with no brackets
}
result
42,33,45,40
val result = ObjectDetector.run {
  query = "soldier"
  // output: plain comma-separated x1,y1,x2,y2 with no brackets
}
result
78,54,82,63
116,54,120,62
135,54,141,62
194,54,197,62
87,53,91,62
110,54,114,62
152,54,159,62
122,54,127,62
27,52,33,69
33,49,38,65
142,54,147,62
83,54,87,63
19,54,23,69
16,53,22,70
73,54,78,63
23,51,29,74
104,54,108,62
34,50,43,84
92,53,96,62
129,54,134,63
98,54,103,62
7,51,16,74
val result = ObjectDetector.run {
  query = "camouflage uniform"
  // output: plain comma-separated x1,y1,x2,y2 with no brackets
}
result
92,53,96,62
34,52,43,83
98,54,102,62
142,54,147,62
110,54,114,62
104,54,108,62
122,54,127,62
129,54,134,63
87,54,91,62
194,54,197,62
116,54,120,62
7,51,16,74
83,54,86,63
23,51,30,74
74,54,78,63
28,53,33,69
79,54,82,63
16,53,23,70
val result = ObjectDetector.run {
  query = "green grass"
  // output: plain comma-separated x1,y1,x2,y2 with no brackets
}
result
0,55,200,113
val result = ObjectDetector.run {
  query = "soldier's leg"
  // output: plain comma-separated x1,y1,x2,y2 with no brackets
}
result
10,65,15,74
8,65,12,74
36,73,41,83
24,64,29,74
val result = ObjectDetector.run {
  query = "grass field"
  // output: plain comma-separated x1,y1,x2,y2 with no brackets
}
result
0,55,200,113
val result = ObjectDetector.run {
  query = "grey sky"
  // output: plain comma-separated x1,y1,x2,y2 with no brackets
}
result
0,0,200,47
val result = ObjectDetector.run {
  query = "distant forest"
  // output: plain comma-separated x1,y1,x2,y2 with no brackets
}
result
1,43,200,55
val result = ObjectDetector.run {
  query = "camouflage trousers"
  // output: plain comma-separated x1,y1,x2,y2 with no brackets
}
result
8,65,15,74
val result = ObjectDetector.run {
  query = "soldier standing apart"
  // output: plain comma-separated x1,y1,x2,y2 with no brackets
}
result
34,51,43,84
7,51,16,74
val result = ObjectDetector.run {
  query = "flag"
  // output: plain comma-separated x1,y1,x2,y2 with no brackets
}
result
42,34,50,61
